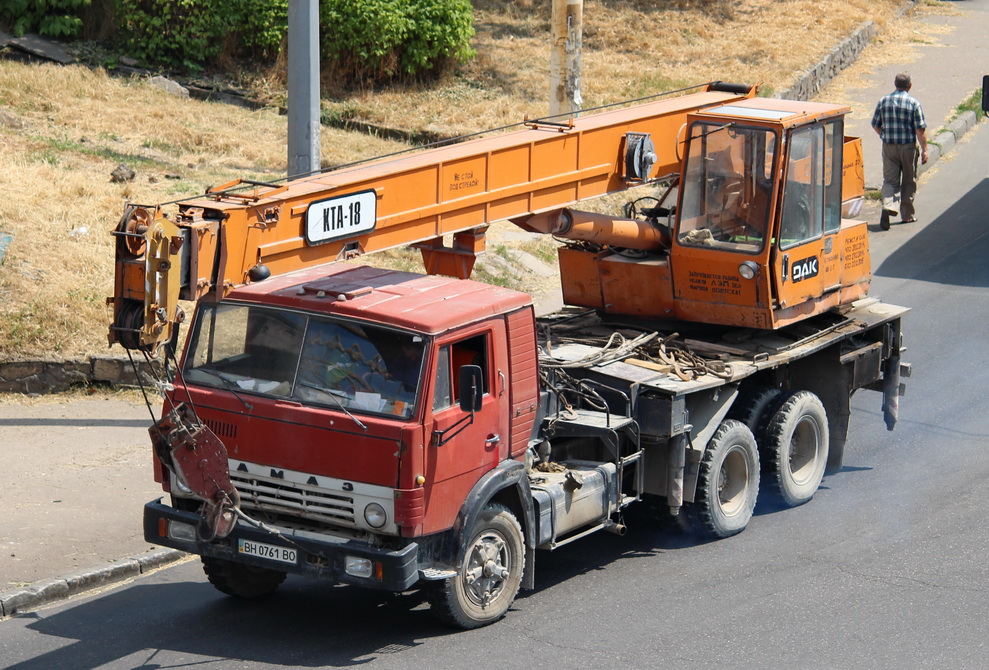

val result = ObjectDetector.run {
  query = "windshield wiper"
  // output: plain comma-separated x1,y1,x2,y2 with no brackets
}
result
193,369,254,410
299,382,367,431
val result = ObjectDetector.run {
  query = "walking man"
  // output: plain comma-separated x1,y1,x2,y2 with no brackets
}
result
871,72,928,230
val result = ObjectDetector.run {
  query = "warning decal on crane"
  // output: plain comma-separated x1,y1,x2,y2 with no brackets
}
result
305,189,378,246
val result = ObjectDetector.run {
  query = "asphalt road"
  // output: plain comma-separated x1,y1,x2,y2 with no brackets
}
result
3,111,989,670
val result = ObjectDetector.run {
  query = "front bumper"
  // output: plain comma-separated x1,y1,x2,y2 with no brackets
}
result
144,499,420,591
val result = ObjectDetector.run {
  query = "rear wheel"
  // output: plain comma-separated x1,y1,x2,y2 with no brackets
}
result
729,387,782,444
763,390,829,507
684,420,760,539
201,557,286,598
430,503,524,629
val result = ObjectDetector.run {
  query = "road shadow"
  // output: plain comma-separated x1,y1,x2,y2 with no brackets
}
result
874,178,989,288
7,517,703,668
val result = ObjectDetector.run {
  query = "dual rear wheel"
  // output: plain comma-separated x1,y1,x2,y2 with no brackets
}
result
685,389,830,538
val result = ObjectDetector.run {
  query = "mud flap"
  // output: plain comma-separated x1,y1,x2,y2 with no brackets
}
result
150,403,240,538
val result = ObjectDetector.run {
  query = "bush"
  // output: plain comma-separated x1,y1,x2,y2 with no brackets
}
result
320,0,474,85
0,0,91,38
231,0,287,61
0,0,470,80
116,0,227,70
115,0,287,71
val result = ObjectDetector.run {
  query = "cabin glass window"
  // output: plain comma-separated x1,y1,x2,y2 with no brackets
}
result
677,122,777,253
779,125,826,249
432,334,489,412
824,119,843,234
182,303,425,419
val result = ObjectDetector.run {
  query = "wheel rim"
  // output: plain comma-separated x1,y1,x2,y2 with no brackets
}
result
462,528,512,608
788,416,822,486
717,444,751,517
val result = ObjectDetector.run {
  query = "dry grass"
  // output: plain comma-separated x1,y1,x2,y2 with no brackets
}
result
0,65,404,359
0,0,925,360
321,0,907,134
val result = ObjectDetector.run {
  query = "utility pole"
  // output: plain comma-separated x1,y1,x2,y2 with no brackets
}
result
549,0,583,117
287,0,321,179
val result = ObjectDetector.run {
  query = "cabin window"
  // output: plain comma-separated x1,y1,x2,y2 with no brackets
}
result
678,122,777,253
779,120,843,249
432,333,489,412
182,303,425,418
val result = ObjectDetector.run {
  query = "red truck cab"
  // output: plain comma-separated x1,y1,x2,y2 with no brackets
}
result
147,263,539,605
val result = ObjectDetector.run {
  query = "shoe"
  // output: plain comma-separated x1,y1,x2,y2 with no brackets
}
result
901,217,917,224
880,209,891,231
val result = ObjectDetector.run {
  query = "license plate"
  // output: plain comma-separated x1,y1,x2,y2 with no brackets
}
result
238,538,297,565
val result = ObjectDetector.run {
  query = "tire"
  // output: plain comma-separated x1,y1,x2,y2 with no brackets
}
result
762,390,829,507
430,503,524,629
201,557,286,598
728,387,782,444
683,420,760,539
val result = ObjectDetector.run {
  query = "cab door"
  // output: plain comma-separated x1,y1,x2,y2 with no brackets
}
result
421,320,510,534
671,121,778,328
772,121,844,315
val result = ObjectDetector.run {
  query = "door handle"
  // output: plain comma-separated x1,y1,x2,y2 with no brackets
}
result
485,434,501,448
781,254,789,282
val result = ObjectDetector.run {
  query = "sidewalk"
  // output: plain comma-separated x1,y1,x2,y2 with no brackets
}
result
2,0,988,619
838,0,989,190
0,395,179,617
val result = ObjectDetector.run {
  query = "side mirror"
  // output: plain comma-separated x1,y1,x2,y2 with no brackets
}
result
983,75,989,117
458,365,483,413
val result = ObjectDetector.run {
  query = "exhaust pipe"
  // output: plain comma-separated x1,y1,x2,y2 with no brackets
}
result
604,520,627,536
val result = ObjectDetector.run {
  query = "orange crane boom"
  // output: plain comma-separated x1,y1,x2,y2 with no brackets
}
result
110,82,756,351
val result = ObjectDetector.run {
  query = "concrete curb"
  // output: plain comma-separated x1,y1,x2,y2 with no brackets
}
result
0,548,186,619
918,110,980,180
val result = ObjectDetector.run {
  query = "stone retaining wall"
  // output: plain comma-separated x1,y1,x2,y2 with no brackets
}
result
776,21,876,101
0,356,156,394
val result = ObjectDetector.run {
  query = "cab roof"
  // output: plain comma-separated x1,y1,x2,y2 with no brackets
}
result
694,97,850,128
225,263,532,334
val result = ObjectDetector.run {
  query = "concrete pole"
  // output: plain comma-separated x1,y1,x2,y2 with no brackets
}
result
287,0,321,179
549,0,583,117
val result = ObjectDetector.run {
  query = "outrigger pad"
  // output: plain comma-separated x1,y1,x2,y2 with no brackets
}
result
150,403,241,538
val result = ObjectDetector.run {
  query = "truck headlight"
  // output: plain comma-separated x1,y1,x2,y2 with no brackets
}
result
364,503,387,528
345,556,373,578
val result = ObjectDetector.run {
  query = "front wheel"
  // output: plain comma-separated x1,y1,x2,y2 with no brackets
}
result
430,503,524,629
683,420,760,539
201,557,286,598
763,390,829,507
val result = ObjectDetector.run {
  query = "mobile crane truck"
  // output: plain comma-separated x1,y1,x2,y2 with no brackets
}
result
109,81,909,628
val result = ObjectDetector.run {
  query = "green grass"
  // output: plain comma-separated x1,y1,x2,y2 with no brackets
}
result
33,134,167,167
950,88,984,120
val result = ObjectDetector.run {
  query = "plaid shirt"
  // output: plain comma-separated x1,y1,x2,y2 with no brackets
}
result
872,89,926,145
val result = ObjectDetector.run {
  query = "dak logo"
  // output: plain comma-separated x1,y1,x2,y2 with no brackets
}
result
792,256,819,283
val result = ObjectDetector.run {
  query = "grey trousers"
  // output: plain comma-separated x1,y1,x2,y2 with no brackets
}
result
881,141,919,220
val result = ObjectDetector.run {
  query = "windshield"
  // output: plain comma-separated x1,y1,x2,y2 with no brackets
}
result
182,303,425,419
677,122,777,253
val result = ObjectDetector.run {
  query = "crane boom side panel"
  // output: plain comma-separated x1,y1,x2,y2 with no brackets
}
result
110,86,755,349
194,89,750,287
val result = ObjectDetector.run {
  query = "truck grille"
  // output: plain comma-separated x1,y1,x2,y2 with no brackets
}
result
230,472,356,528
203,417,237,439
